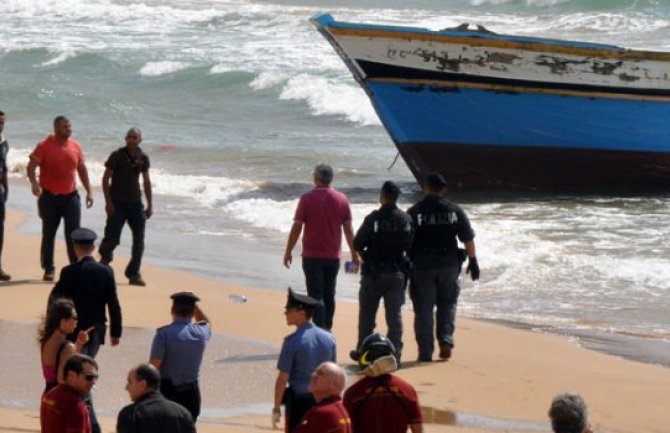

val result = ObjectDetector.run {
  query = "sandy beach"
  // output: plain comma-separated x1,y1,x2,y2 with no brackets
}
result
1,208,670,433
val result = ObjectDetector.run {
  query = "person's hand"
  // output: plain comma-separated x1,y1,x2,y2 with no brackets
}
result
352,252,361,273
466,257,480,281
283,252,292,269
110,337,120,346
75,327,94,348
85,194,94,209
31,182,42,197
271,407,281,429
105,202,115,217
145,205,153,219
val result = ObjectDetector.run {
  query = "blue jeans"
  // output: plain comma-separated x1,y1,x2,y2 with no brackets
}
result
38,191,81,272
98,201,145,278
302,257,340,330
410,266,461,360
357,271,406,357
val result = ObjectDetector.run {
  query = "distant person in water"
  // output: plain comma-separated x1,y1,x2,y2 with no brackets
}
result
0,110,11,281
27,115,94,281
548,392,593,433
283,163,359,330
99,127,152,286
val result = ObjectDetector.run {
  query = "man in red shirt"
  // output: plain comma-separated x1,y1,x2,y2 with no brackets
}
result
27,116,94,281
343,334,423,433
295,362,351,433
41,354,98,433
283,163,359,330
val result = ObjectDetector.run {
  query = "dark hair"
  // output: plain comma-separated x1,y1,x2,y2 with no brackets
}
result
0,110,5,116
313,163,334,185
53,115,69,128
381,181,400,202
134,363,161,390
172,303,196,318
549,393,589,433
38,298,77,348
63,354,97,377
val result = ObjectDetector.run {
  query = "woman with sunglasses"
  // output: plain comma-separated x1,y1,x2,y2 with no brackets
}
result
38,298,91,393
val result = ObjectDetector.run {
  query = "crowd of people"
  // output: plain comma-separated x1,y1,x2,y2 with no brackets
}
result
0,112,594,432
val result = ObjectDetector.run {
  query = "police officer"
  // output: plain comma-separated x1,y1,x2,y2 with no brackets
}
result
349,181,413,365
407,173,479,362
273,288,337,433
150,292,211,422
50,227,122,358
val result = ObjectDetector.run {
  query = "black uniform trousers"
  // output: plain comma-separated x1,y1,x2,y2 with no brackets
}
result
161,379,201,422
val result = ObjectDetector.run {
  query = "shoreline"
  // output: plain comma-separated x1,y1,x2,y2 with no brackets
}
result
2,207,670,432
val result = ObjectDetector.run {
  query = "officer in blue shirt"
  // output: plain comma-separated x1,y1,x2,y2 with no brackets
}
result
150,291,211,422
273,287,336,433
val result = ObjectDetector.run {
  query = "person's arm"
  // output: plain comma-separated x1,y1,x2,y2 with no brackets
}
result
27,157,42,197
107,271,122,346
194,305,212,332
56,342,76,383
101,168,114,217
353,214,373,256
149,331,165,369
76,161,93,208
2,165,7,202
409,423,423,433
343,221,360,267
272,371,289,428
142,169,153,219
464,240,476,258
283,222,303,268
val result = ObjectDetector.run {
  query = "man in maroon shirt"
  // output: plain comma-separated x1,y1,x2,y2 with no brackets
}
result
343,334,423,433
295,362,351,433
41,354,98,433
283,163,359,330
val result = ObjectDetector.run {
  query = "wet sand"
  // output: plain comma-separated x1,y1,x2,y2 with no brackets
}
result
1,209,670,433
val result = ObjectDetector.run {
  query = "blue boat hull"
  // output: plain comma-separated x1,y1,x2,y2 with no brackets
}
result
311,14,670,191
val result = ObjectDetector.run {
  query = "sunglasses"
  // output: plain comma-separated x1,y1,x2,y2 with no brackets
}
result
83,374,99,382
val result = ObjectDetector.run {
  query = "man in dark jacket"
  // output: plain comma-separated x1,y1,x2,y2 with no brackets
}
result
50,227,122,358
117,363,195,433
350,181,413,365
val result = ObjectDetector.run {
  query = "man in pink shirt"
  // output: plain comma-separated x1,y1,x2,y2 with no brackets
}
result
283,164,359,330
27,116,94,281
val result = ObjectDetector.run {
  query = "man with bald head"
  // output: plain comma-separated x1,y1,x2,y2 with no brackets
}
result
99,127,153,286
117,363,195,433
295,362,351,433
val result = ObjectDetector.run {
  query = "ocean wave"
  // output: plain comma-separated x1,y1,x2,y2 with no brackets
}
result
139,61,191,77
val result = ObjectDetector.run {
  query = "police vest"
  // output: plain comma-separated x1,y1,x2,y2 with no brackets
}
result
362,208,412,268
410,197,461,257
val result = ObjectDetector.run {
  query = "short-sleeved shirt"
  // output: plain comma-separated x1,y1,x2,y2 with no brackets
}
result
277,322,337,395
0,136,8,195
295,396,352,433
150,319,212,385
105,147,150,203
40,384,91,433
294,186,352,259
407,194,475,269
31,135,84,195
343,374,422,433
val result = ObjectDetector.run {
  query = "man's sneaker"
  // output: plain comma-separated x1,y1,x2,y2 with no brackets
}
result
43,271,55,282
128,274,146,286
349,350,360,362
0,269,11,281
439,343,453,360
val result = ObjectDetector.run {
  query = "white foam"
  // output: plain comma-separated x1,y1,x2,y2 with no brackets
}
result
40,51,78,67
279,74,380,126
139,61,190,77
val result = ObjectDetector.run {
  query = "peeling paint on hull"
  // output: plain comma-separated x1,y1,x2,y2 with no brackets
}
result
311,14,670,191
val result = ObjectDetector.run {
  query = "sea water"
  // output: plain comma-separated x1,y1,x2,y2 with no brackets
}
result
1,0,670,365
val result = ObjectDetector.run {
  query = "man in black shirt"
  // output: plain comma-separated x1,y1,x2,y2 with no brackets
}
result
99,127,152,286
407,173,479,362
0,111,10,281
117,363,195,433
350,181,413,364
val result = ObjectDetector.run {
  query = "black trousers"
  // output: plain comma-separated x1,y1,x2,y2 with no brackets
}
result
38,190,81,271
302,257,340,330
161,379,201,422
283,387,315,433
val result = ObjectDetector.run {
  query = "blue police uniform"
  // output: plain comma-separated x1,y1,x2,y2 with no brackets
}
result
278,319,336,433
150,318,211,421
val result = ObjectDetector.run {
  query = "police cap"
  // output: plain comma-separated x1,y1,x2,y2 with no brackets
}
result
70,228,97,245
285,287,322,310
425,172,448,189
170,291,200,306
